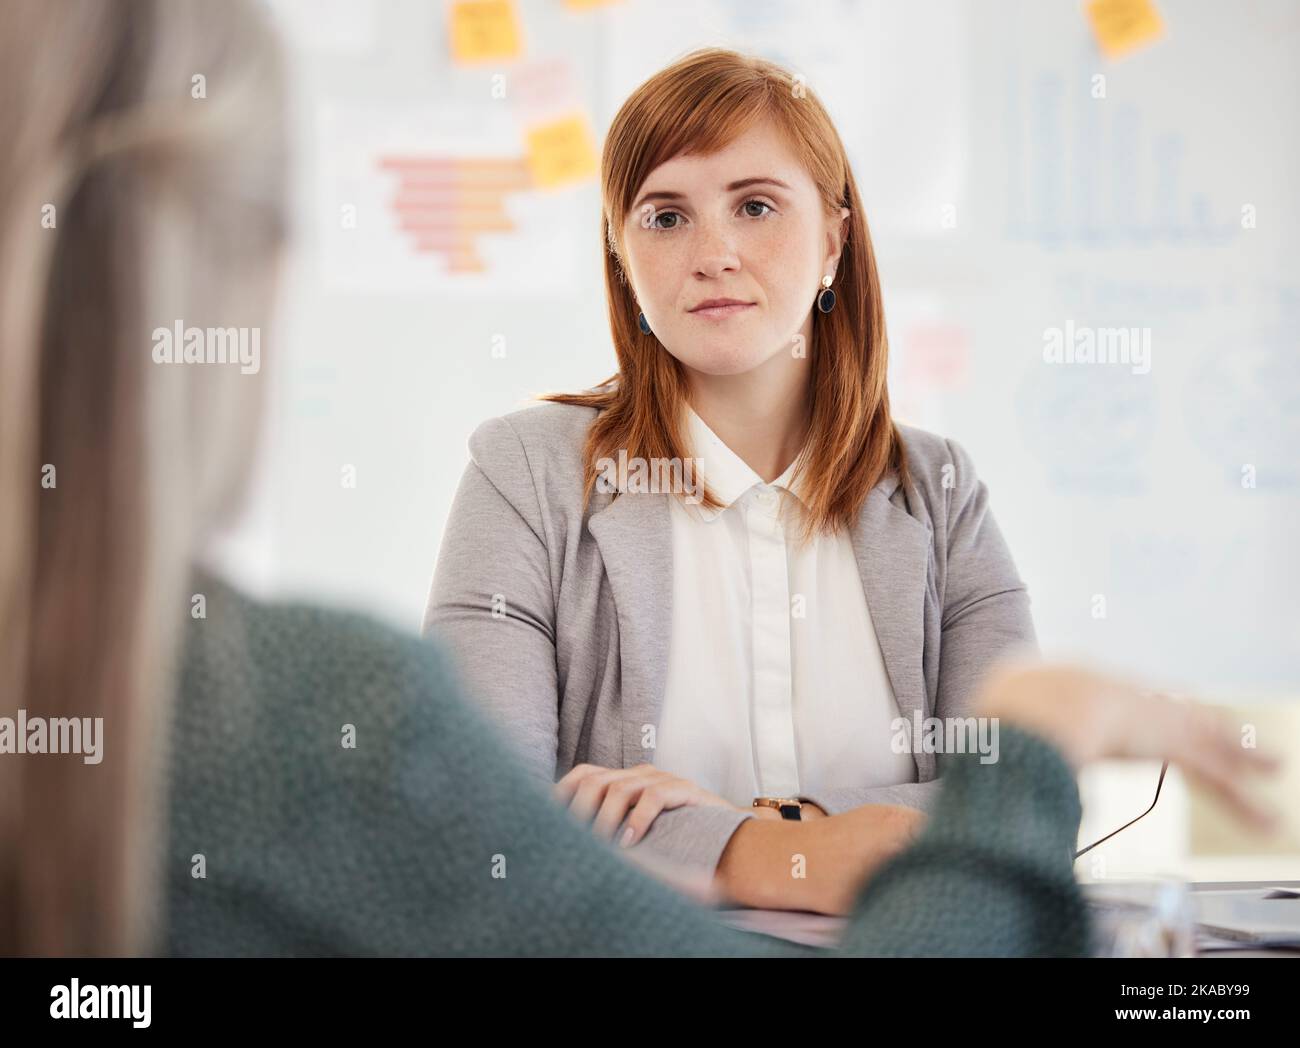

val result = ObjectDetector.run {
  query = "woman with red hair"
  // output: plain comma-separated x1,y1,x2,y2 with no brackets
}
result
427,48,1041,911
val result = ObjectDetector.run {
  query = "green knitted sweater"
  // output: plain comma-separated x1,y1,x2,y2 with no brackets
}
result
161,573,1094,956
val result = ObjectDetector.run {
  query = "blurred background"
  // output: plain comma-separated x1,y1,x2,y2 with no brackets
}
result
209,0,1299,883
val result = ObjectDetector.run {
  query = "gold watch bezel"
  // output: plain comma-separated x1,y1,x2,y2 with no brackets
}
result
752,796,803,812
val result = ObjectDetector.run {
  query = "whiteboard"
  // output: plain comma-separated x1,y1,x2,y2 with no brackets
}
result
225,0,1299,700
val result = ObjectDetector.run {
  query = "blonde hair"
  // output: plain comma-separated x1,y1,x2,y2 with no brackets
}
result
0,0,287,954
541,47,907,546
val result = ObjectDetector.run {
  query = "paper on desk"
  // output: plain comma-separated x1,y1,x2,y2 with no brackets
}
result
715,908,847,949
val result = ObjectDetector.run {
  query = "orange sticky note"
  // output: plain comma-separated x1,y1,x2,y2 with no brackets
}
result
1085,0,1165,59
524,113,599,189
448,0,522,64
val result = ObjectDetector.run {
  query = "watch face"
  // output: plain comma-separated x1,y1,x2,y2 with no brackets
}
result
778,803,802,821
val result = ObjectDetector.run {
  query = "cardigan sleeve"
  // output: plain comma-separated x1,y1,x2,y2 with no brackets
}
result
795,779,944,818
934,434,1039,671
422,415,561,785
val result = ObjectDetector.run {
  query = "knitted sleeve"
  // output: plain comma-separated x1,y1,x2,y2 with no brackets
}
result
834,726,1093,956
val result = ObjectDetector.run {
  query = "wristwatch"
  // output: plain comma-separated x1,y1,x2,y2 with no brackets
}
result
753,796,804,820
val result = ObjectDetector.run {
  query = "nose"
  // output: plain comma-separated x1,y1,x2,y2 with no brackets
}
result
691,222,740,279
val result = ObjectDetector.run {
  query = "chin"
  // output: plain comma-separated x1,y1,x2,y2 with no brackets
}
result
676,333,784,376
677,347,769,377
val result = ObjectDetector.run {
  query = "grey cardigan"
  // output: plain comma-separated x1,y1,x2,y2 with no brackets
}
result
423,401,1037,875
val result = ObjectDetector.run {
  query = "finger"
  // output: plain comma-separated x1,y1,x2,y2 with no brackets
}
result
552,763,601,805
592,773,663,840
1196,713,1283,829
1167,708,1281,830
555,763,658,808
621,781,697,847
1215,713,1286,774
570,768,656,823
1182,761,1279,831
569,771,624,823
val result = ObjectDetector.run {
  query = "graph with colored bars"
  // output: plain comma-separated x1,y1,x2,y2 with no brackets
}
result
378,154,532,274
375,105,597,275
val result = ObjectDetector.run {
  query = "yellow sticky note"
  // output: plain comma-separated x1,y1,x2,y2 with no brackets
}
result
1085,0,1165,59
564,0,620,9
448,0,522,64
524,114,599,189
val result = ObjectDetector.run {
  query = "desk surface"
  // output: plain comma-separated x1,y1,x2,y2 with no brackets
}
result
716,881,1300,956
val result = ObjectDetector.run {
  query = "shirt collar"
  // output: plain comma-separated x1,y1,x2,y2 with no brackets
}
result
683,404,808,522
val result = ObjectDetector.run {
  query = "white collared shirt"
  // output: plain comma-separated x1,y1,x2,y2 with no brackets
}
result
653,406,916,808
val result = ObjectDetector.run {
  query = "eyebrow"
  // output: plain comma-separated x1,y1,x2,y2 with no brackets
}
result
632,177,792,215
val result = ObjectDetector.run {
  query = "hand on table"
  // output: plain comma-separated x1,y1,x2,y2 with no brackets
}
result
552,763,737,847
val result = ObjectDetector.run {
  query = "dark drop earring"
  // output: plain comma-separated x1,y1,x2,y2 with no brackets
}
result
637,311,653,336
816,275,836,314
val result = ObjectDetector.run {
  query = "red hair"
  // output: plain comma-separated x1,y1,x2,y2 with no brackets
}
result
540,47,908,546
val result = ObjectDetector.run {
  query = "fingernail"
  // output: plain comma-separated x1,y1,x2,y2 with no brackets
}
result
620,827,634,848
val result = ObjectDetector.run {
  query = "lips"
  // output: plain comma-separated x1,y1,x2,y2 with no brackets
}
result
689,298,755,318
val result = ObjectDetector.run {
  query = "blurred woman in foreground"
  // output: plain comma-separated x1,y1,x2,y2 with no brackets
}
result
0,0,1277,956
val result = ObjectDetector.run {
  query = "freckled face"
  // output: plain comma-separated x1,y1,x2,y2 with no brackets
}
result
619,119,840,377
